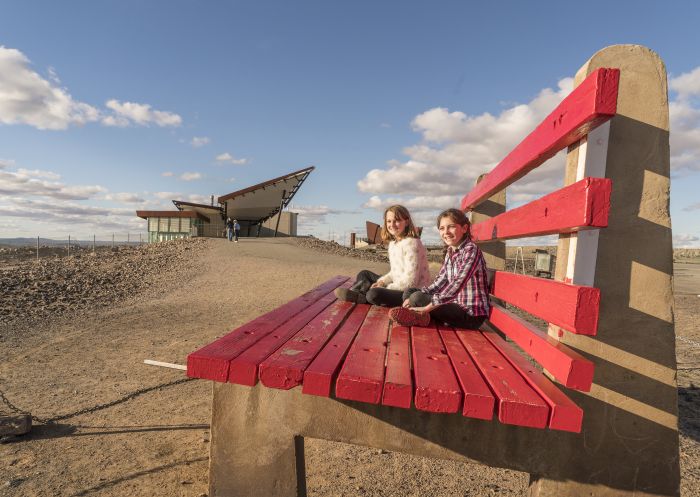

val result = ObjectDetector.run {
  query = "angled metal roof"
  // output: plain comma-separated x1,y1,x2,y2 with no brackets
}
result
217,166,314,222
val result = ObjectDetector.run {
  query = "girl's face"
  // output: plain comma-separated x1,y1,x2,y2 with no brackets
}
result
438,216,469,247
386,211,408,240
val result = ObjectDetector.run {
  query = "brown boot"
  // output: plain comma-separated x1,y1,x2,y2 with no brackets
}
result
334,287,367,304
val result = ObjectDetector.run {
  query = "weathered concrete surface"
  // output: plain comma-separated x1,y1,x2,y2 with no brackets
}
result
472,173,506,271
538,45,680,497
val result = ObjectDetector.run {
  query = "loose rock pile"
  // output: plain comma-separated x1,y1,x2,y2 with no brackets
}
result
294,237,389,263
0,238,208,337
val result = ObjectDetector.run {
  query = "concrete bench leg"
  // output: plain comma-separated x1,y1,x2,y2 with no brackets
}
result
209,384,307,497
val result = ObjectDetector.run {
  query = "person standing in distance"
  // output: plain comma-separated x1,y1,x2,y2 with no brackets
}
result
225,217,234,242
233,219,241,242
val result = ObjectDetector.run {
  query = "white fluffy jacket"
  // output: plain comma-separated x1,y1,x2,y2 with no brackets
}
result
377,237,431,291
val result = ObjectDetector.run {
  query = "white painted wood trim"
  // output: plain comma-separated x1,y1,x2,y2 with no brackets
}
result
565,121,610,287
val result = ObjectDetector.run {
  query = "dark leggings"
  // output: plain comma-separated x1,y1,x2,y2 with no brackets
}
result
402,288,486,330
352,270,404,307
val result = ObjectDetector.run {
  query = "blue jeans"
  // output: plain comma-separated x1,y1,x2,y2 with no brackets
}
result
227,228,233,241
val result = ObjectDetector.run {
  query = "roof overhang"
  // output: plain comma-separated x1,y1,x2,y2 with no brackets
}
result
136,210,209,222
217,166,314,223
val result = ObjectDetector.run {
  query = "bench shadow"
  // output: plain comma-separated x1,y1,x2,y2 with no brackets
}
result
4,423,209,442
68,456,208,497
678,385,700,443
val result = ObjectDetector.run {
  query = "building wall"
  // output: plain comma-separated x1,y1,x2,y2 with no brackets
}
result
260,211,297,237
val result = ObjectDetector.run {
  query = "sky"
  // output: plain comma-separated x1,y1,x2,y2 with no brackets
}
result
1,1,699,246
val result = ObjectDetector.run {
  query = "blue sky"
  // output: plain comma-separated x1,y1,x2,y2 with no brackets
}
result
1,1,699,246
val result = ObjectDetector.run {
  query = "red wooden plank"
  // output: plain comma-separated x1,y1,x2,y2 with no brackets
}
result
228,291,338,386
461,68,619,210
482,330,583,433
439,327,495,420
456,330,549,428
381,325,413,409
258,300,355,389
488,304,594,391
187,276,348,381
412,325,462,413
470,177,611,242
490,271,600,335
302,304,370,397
335,306,391,404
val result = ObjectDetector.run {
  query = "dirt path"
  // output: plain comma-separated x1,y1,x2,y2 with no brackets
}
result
1,238,698,496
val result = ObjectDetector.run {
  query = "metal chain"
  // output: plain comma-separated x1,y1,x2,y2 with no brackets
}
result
0,377,195,425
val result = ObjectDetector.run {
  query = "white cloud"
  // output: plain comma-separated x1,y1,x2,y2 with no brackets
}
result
0,164,106,200
161,171,174,177
0,46,101,130
191,136,211,147
358,78,574,212
288,204,355,232
673,233,700,248
669,68,700,174
103,99,182,127
104,192,145,204
683,202,700,211
0,46,183,131
0,159,16,169
179,172,202,181
670,67,700,99
215,152,248,165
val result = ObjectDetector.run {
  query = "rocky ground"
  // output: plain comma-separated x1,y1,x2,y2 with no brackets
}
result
0,239,208,337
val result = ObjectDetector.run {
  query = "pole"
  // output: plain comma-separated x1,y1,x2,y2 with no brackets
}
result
112,233,114,248
350,233,356,248
127,233,130,244
93,234,96,253
36,236,39,260
68,235,70,257
274,190,287,238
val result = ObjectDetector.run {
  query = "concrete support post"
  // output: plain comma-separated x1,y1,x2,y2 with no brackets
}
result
470,174,506,270
532,44,680,497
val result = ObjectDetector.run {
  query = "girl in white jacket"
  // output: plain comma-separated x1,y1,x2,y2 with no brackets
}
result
335,205,430,306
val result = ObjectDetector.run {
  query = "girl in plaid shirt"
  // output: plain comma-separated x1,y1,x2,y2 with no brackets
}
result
389,208,491,329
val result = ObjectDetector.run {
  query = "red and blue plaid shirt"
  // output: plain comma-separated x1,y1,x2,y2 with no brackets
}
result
421,238,491,316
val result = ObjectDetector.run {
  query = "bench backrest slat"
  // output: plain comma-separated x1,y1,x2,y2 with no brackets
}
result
461,68,619,210
470,177,611,242
490,271,600,335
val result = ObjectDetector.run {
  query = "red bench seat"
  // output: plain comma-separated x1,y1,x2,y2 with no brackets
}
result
188,275,588,433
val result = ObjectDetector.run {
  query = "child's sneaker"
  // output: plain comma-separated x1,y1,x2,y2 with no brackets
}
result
334,287,367,304
389,307,431,327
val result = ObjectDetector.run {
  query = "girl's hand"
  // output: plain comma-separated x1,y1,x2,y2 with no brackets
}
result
371,281,386,289
402,298,411,308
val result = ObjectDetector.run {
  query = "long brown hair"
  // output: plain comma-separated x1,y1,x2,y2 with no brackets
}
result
380,205,420,243
436,208,471,253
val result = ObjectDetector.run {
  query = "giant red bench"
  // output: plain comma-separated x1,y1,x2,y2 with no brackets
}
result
187,45,680,497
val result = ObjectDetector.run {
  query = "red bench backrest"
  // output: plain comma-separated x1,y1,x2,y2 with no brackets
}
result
464,68,620,392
